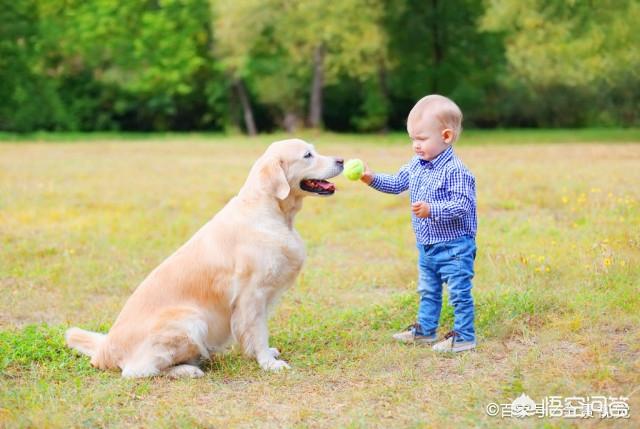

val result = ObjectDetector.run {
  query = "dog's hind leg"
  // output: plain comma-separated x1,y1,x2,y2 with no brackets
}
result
122,350,205,379
120,308,209,378
163,364,205,379
120,337,205,379
120,341,165,378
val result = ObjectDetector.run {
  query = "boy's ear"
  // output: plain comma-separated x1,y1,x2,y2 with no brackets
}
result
442,128,454,144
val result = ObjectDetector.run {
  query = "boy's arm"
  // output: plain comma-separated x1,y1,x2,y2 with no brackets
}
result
428,169,475,221
361,162,410,195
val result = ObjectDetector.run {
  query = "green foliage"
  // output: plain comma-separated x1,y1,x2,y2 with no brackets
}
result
0,1,71,131
0,0,638,131
482,0,640,87
384,0,506,128
482,0,640,127
351,81,390,132
270,0,386,81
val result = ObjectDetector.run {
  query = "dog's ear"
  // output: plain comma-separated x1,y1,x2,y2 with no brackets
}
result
260,157,290,200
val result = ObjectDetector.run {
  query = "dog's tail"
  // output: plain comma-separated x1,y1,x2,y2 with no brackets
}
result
65,327,106,359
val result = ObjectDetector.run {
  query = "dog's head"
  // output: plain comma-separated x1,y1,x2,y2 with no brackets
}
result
248,139,344,200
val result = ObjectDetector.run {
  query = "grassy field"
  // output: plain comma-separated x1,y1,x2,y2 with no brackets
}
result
1,131,639,428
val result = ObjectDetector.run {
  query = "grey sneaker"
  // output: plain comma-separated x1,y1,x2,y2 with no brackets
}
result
392,323,437,345
432,330,476,353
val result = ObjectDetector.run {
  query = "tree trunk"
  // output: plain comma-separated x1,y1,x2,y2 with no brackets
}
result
234,78,257,136
308,43,325,129
283,111,301,133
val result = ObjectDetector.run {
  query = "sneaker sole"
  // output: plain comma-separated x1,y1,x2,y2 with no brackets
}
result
415,337,438,345
392,336,437,345
433,342,477,353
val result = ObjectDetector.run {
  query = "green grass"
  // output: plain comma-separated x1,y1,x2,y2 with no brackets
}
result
1,131,639,428
1,127,640,144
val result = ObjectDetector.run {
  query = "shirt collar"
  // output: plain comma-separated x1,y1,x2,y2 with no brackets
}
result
418,146,453,169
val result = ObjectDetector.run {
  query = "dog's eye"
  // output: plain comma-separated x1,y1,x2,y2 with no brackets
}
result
304,152,313,159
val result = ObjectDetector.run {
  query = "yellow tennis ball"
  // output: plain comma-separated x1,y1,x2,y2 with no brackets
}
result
344,158,365,181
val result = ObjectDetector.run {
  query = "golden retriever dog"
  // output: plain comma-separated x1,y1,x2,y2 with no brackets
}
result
66,139,343,378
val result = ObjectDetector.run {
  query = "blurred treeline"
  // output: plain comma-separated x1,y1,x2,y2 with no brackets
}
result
1,0,638,133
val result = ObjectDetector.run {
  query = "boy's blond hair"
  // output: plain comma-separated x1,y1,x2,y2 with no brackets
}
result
407,95,463,143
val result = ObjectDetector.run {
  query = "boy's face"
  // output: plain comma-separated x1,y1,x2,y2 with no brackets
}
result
407,112,454,161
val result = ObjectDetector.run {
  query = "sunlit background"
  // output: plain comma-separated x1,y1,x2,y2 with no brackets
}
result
1,0,638,133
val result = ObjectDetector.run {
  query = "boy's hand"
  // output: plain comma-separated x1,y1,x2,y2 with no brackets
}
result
411,201,431,218
360,162,374,185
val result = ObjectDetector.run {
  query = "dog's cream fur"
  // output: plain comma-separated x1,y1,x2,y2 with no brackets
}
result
66,139,343,378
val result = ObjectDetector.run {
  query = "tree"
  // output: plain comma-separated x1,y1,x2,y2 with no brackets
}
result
210,0,386,132
481,0,640,126
271,0,387,129
210,0,278,135
0,0,77,131
381,0,506,128
481,0,640,87
34,0,214,130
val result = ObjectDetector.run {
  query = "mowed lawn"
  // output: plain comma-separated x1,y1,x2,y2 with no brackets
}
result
1,131,639,428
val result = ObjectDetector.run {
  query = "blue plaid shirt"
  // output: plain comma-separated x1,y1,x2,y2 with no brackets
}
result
369,146,477,245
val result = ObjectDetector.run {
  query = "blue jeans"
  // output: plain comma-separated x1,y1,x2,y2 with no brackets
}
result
416,235,477,342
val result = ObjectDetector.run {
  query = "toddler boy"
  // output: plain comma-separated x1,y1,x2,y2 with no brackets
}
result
361,94,477,352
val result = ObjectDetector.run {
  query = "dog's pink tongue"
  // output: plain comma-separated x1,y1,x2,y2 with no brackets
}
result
318,181,335,191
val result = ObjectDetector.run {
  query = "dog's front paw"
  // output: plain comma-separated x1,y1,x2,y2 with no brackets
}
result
259,358,291,372
268,347,281,358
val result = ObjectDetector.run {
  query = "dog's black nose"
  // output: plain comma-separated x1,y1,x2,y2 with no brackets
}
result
335,158,344,166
